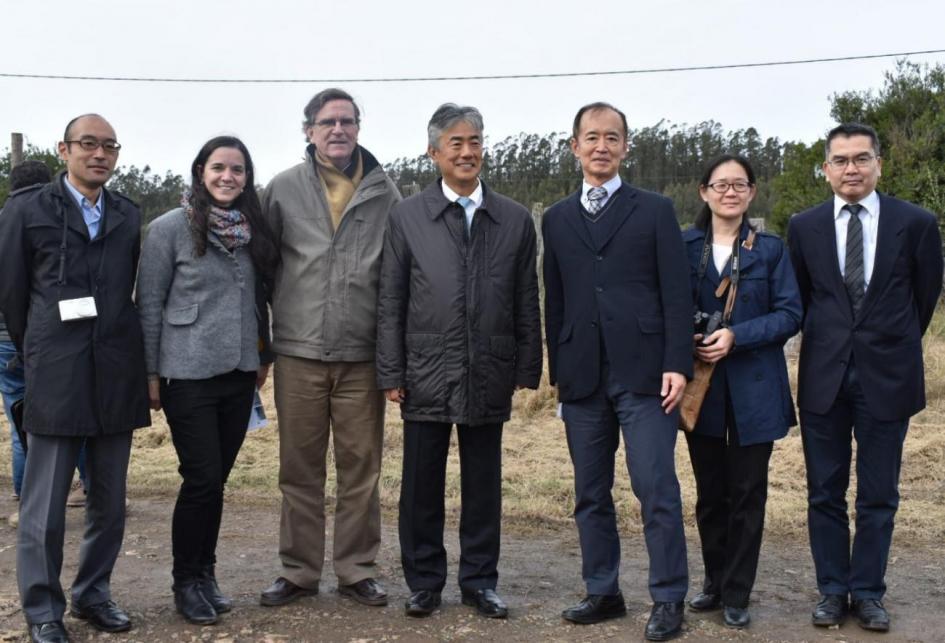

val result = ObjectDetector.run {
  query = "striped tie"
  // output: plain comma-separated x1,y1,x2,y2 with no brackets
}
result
844,203,865,314
586,186,608,220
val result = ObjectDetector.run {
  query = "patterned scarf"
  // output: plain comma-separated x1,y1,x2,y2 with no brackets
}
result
181,190,251,250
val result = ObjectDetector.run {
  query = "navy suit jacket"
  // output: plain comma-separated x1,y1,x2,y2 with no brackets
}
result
542,181,692,402
787,193,943,421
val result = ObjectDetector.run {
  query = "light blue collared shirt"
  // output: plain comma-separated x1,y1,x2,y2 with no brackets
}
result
63,175,105,239
441,179,483,230
833,190,880,288
580,174,623,213
440,181,482,230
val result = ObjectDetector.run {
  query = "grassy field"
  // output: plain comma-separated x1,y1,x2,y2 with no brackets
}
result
2,310,944,542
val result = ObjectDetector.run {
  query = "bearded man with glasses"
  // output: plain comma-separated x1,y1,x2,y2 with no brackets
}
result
787,122,943,633
0,114,150,643
258,88,401,609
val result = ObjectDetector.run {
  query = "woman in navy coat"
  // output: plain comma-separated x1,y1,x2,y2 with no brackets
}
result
681,155,802,628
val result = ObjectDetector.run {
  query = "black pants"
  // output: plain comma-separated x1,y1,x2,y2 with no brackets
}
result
160,370,256,579
399,421,502,593
685,407,773,608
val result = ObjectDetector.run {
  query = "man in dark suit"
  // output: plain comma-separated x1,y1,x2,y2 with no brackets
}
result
542,102,692,642
787,123,943,633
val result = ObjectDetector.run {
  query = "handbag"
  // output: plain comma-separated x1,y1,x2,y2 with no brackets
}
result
679,230,755,432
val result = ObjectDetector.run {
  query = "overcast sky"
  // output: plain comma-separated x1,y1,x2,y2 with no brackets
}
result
2,0,944,184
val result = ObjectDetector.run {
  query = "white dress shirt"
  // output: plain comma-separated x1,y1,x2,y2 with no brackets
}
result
834,190,880,288
580,174,623,213
441,179,483,230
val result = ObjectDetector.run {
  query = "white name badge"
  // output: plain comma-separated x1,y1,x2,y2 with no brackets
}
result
59,297,98,322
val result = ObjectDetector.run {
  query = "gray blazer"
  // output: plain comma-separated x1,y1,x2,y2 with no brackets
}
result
136,207,270,380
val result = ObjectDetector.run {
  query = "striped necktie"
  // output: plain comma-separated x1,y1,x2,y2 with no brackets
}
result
844,203,865,314
586,186,608,220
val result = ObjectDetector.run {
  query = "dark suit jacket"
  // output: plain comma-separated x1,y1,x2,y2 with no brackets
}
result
542,181,692,402
787,193,943,421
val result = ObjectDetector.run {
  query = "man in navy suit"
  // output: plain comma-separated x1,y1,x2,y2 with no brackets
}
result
787,123,943,633
542,102,692,642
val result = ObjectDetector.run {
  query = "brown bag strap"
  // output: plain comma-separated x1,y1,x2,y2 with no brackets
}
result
716,229,756,323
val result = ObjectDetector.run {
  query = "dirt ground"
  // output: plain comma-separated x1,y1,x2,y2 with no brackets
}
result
1,493,943,643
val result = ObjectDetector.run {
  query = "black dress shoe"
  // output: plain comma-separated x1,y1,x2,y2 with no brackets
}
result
174,579,218,625
405,590,441,617
29,621,70,643
688,592,721,612
852,598,890,632
645,601,684,641
259,577,318,607
561,592,627,624
69,600,132,633
723,604,750,628
339,578,388,606
461,588,508,619
812,594,848,627
198,567,233,614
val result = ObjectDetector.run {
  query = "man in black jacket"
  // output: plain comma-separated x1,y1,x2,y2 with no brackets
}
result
0,114,150,643
787,123,943,633
542,102,692,641
376,103,542,619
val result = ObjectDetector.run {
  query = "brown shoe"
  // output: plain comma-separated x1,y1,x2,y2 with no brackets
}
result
259,577,318,607
338,578,388,606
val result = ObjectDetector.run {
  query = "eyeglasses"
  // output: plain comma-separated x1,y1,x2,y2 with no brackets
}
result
313,118,358,129
826,154,877,169
706,181,752,194
65,138,122,153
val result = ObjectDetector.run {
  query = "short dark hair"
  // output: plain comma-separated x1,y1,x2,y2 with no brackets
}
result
571,102,629,140
10,160,52,191
825,122,881,158
694,154,757,232
63,113,105,141
302,88,360,135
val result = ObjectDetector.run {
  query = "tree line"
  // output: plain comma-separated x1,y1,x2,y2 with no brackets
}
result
2,61,944,238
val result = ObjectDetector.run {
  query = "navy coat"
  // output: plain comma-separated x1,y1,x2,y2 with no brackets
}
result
543,182,692,401
0,174,151,436
682,225,802,445
787,194,943,421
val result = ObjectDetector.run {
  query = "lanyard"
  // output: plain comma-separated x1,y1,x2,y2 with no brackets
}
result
57,198,109,291
696,227,741,287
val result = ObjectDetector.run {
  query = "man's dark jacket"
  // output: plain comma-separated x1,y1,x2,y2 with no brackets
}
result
787,193,943,421
376,180,542,425
543,181,692,402
0,174,151,435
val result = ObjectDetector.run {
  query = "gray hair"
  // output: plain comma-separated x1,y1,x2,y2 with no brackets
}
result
427,103,484,149
302,88,360,133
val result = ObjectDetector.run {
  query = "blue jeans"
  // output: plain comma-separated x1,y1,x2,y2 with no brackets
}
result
0,341,26,496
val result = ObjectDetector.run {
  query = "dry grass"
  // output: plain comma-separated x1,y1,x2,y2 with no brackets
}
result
1,309,943,543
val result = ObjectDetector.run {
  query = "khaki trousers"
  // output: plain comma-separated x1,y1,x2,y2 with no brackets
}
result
274,355,385,587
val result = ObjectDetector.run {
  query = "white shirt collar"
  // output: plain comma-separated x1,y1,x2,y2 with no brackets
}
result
833,190,879,220
581,174,622,206
441,179,483,208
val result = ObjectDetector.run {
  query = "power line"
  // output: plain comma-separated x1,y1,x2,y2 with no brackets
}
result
1,49,943,84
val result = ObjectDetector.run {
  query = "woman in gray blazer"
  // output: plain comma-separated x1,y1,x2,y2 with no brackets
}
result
136,136,278,625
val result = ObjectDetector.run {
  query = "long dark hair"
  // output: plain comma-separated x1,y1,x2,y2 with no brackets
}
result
189,136,279,281
694,154,757,232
